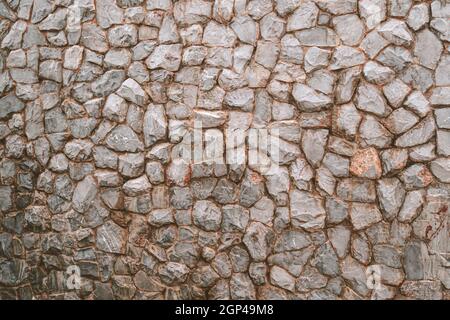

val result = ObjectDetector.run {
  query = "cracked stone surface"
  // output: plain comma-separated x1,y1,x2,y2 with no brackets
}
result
0,0,449,300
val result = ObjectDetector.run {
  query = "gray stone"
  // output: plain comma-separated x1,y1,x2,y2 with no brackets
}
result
332,14,364,46
436,55,450,86
287,1,318,31
401,281,442,300
404,90,430,117
376,45,413,72
106,125,144,152
414,28,443,69
143,104,167,147
290,189,326,231
407,4,429,31
108,24,138,47
311,242,340,277
118,153,145,178
243,222,274,262
395,115,436,147
222,205,249,233
230,15,258,45
96,220,127,254
330,46,366,70
72,175,98,213
230,273,256,300
377,178,405,220
356,82,391,117
146,44,182,71
350,203,382,230
158,262,189,285
400,164,434,190
360,30,389,59
404,241,430,280
430,158,450,183
363,61,395,85
270,266,295,292
92,70,127,97
81,24,109,53
173,0,212,26
335,66,361,104
193,200,222,231
378,19,414,46
115,78,147,107
295,27,339,47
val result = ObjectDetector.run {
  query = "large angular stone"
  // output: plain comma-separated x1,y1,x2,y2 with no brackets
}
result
378,19,414,46
414,28,443,69
350,203,382,230
193,200,222,231
96,220,127,254
81,24,109,53
295,27,339,47
301,129,328,168
377,178,405,220
430,158,450,183
146,44,182,71
72,175,98,213
395,115,436,147
202,21,236,47
243,222,274,261
290,190,326,231
143,105,167,147
173,0,212,26
350,148,382,179
106,125,144,152
286,1,318,31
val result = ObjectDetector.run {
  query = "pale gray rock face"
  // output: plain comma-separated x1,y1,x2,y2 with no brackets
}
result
301,129,328,168
383,108,418,134
407,4,429,31
350,203,382,230
333,103,361,139
436,55,450,86
414,28,443,69
360,30,389,59
356,82,391,117
231,15,258,46
286,1,318,32
395,115,436,148
377,178,405,220
0,0,447,301
96,220,127,254
243,222,274,262
378,19,414,46
143,104,167,147
146,44,182,71
293,84,332,112
430,158,450,183
72,175,98,213
332,14,365,46
81,23,109,53
295,27,339,47
330,46,366,70
363,61,395,85
193,200,222,231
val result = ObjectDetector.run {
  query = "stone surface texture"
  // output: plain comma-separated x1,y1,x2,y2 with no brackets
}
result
0,0,449,300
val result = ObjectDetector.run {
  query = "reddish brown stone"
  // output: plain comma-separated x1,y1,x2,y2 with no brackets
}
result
350,148,382,179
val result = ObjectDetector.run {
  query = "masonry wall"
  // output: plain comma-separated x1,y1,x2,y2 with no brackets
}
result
0,0,449,300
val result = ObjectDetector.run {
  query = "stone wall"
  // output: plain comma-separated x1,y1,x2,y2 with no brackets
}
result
0,0,449,300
